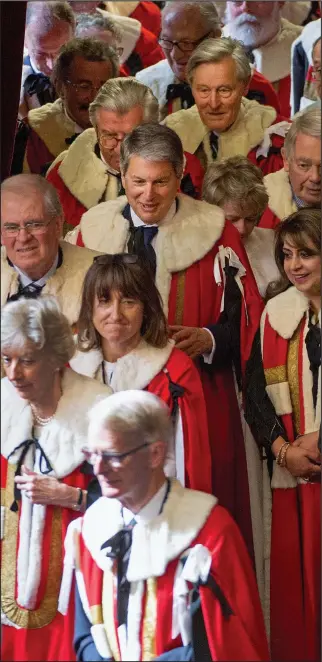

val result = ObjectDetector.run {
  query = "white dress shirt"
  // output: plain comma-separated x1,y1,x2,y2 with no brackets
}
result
13,252,59,288
122,480,168,525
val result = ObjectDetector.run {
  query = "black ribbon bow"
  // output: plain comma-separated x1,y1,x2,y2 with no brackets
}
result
65,133,81,146
7,281,44,303
166,82,195,110
305,315,321,411
7,438,53,512
24,72,55,106
101,519,136,628
128,225,158,278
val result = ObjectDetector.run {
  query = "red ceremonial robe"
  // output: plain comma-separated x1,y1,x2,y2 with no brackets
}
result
121,25,165,75
261,287,321,662
69,480,269,661
70,340,212,494
68,194,263,556
130,1,161,37
0,369,110,662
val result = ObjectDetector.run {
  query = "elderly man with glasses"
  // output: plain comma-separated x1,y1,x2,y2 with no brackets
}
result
13,37,118,176
66,389,269,661
0,174,98,326
46,78,159,231
136,0,281,121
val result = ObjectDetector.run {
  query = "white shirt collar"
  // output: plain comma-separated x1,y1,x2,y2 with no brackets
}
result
99,151,120,175
122,480,168,525
63,106,84,134
130,200,176,228
29,55,42,75
13,252,59,288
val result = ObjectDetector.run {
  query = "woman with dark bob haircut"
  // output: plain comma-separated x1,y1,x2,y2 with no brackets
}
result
71,254,212,493
245,208,321,661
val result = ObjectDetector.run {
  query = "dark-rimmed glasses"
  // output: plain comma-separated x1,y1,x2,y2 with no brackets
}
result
1,219,53,238
81,442,149,469
159,31,212,54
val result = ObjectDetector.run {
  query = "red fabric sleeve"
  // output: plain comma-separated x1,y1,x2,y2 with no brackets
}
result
259,206,281,229
199,506,270,661
180,151,205,199
46,162,87,228
134,26,165,69
25,127,55,174
131,1,161,37
250,69,281,113
275,74,291,119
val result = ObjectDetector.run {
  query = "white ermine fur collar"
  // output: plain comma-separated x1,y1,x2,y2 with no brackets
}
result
27,98,76,157
298,18,321,62
165,98,277,158
136,59,175,110
82,479,217,581
103,2,139,18
70,338,175,390
97,9,140,64
51,129,117,209
264,168,297,221
1,241,99,325
265,286,313,339
1,368,110,477
79,193,225,315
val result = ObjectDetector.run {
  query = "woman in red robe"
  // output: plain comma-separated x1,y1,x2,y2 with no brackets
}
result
71,254,212,494
245,208,321,661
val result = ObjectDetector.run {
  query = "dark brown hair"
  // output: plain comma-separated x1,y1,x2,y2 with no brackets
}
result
266,208,321,300
77,256,169,351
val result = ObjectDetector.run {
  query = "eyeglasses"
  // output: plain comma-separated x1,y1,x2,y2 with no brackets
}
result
94,253,139,265
65,79,103,96
159,31,212,54
98,131,128,149
1,219,53,238
195,85,236,99
81,442,149,469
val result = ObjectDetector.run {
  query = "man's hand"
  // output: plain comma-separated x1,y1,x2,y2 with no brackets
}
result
169,325,213,359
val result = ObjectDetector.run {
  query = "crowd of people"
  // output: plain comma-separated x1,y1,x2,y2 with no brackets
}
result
1,1,321,661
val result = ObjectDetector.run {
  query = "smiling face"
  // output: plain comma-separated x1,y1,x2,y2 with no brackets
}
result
122,156,181,224
60,55,114,129
92,289,144,355
191,57,249,132
283,133,321,206
2,343,56,402
96,106,145,171
225,1,282,49
282,236,321,299
1,189,62,281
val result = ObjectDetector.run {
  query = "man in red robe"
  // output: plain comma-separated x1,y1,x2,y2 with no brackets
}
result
64,123,264,557
67,389,269,661
102,1,161,37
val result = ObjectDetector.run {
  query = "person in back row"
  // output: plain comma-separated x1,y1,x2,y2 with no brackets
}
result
64,122,263,557
164,36,290,187
260,105,321,229
14,37,118,176
47,78,159,231
20,1,75,118
137,1,281,120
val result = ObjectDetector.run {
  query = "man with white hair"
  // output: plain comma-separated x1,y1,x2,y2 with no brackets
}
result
65,122,264,555
1,174,99,327
223,1,302,117
136,1,280,121
47,78,159,230
67,389,269,661
260,105,321,229
20,1,75,118
165,37,289,181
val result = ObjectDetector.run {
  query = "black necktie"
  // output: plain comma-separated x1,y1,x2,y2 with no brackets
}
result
305,315,321,411
101,518,136,629
209,133,219,160
7,281,44,303
128,225,158,278
166,82,195,110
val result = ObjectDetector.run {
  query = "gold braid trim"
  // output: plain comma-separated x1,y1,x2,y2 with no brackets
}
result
102,568,120,661
142,577,157,661
264,364,287,386
1,462,63,629
287,322,302,436
90,604,103,625
174,271,186,326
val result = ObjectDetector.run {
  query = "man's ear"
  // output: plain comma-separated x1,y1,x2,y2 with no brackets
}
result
149,440,167,469
281,146,289,172
121,170,126,189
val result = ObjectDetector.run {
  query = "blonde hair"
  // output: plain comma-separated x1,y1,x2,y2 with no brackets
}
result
89,77,159,128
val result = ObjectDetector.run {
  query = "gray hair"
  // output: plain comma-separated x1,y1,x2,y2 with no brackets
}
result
202,155,268,220
162,1,221,34
186,36,252,85
26,1,76,31
120,123,184,178
284,105,321,159
53,37,119,85
1,174,63,220
75,12,122,43
89,78,159,129
1,296,75,368
88,390,172,449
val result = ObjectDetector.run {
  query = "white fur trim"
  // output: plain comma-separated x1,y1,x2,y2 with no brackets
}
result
256,121,291,159
82,479,217,581
91,624,113,659
1,241,99,325
98,9,140,64
58,517,83,616
266,286,309,338
264,168,297,222
164,98,277,160
244,227,279,298
1,368,111,477
181,544,212,584
173,409,185,486
124,580,145,661
27,99,76,158
271,461,297,489
266,383,293,416
136,59,175,113
172,562,191,645
78,194,225,315
18,504,47,609
0,506,4,541
103,2,139,18
52,129,120,209
70,339,174,390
